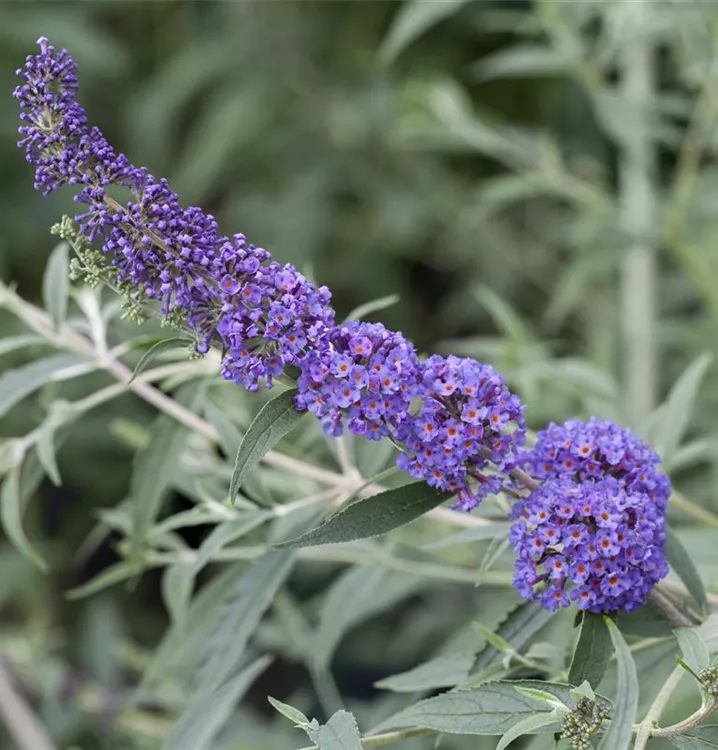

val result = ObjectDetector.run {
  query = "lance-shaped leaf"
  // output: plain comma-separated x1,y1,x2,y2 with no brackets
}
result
471,600,553,675
375,651,475,693
373,680,607,736
669,726,718,749
666,527,708,614
598,617,638,750
1,463,47,571
42,241,70,328
0,355,85,421
653,353,712,461
131,384,204,557
162,655,271,750
229,387,305,504
192,549,295,697
675,627,711,675
568,613,612,688
275,482,452,548
129,337,190,383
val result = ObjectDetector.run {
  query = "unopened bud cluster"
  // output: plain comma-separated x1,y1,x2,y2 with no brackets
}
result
559,697,610,750
699,667,718,699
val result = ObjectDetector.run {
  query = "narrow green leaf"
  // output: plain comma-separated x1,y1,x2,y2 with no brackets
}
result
373,680,605,736
475,536,510,586
312,565,423,670
423,521,511,550
0,355,84,421
496,711,559,750
0,335,47,358
675,628,711,674
669,726,718,748
653,353,712,461
129,337,190,383
343,294,400,323
229,388,305,504
131,385,203,557
204,399,242,455
37,419,62,487
598,618,638,750
666,527,708,614
305,710,363,750
472,621,514,654
43,241,70,328
192,549,295,696
375,651,474,693
162,512,271,630
473,44,567,82
275,482,452,549
1,463,47,571
66,561,139,600
568,613,612,688
471,600,554,675
380,0,471,62
268,696,310,727
162,655,271,750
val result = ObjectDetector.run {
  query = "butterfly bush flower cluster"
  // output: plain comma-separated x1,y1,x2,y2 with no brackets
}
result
510,420,670,612
296,320,422,439
395,355,526,511
14,37,335,389
15,39,672,614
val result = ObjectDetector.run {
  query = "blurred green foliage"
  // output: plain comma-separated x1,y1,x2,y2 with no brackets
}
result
2,1,718,748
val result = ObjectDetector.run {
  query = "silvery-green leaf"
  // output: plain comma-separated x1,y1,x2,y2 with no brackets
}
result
343,294,400,323
375,651,474,693
1,462,47,571
666,527,708,614
229,388,305,504
675,627,711,674
598,618,638,750
0,355,85,421
162,655,271,750
380,0,472,62
275,482,452,548
305,710,363,750
129,337,190,383
42,241,70,329
652,353,712,461
268,696,310,727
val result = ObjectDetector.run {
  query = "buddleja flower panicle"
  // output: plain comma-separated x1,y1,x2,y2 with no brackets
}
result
296,320,422,438
15,37,336,389
525,416,670,507
396,354,526,511
510,475,668,613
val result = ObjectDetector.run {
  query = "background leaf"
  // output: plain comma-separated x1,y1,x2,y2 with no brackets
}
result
42,240,69,329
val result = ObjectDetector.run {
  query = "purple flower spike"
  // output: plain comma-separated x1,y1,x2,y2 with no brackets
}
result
14,38,335,387
510,476,668,613
296,320,422,439
525,417,671,507
395,355,526,511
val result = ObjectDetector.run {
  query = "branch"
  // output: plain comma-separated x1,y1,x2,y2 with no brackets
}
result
0,660,56,750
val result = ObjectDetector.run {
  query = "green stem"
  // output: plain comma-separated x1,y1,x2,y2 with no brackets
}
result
650,697,718,738
634,665,684,750
619,13,657,423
